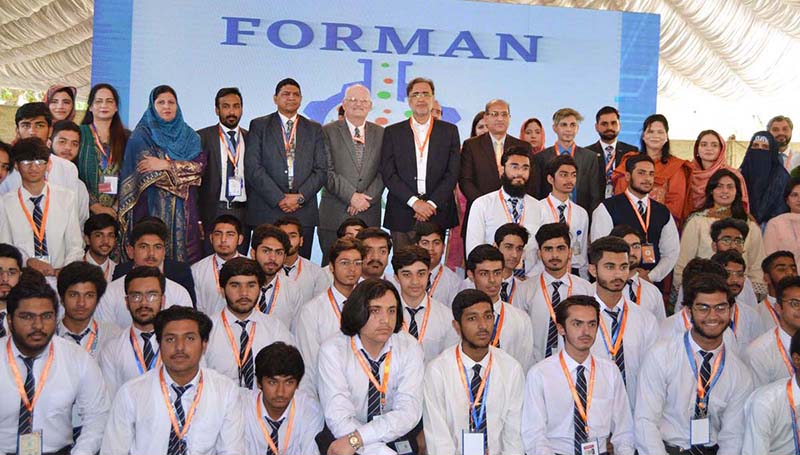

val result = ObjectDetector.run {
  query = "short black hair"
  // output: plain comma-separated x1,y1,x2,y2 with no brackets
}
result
154,306,213,344
0,244,23,269
405,77,435,96
336,217,368,238
275,78,301,96
214,87,242,107
500,145,531,167
84,213,120,237
18,267,47,288
710,250,746,270
129,219,168,245
124,266,166,294
412,222,445,243
710,217,749,242
595,106,620,123
251,224,291,253
683,273,733,309
211,214,243,236
15,102,52,127
391,245,431,272
356,227,392,253
219,257,265,288
762,251,796,274
274,216,303,232
452,289,493,322
588,236,630,266
535,222,571,249
682,258,727,289
57,261,107,300
466,244,504,273
329,237,366,264
51,120,80,141
255,342,305,382
609,225,644,243
152,85,178,103
6,281,58,317
341,278,403,336
625,153,654,173
777,276,800,307
555,295,599,327
11,137,50,164
494,223,529,246
545,154,578,179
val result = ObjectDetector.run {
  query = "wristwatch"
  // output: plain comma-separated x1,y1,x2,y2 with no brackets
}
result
297,195,305,205
347,432,362,450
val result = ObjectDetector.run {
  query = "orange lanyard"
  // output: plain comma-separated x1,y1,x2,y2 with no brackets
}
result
130,328,161,373
498,190,525,224
160,368,204,441
632,277,642,305
598,300,629,357
327,288,342,322
506,278,518,306
776,328,796,376
555,142,576,158
221,311,256,370
455,348,493,424
18,186,50,247
410,117,434,158
90,124,111,167
491,302,505,347
264,279,281,315
731,304,739,336
402,296,432,343
212,256,221,292
256,394,295,454
282,118,298,155
624,192,651,241
786,379,800,454
559,352,595,433
351,337,392,407
541,274,574,324
7,339,54,413
82,320,98,354
546,196,571,225
427,266,444,297
288,259,303,281
764,299,780,325
681,308,692,330
692,346,724,406
218,126,242,168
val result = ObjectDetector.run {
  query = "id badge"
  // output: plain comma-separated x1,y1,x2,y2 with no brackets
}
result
394,439,413,455
462,431,485,455
580,439,600,455
605,184,614,198
18,430,42,455
227,177,243,197
641,243,656,264
99,175,118,195
34,255,50,264
690,418,711,445
572,231,582,255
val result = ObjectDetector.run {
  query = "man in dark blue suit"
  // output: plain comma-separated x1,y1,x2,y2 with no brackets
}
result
244,78,328,259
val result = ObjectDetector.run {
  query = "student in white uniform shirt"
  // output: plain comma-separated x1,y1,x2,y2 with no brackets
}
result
609,225,666,321
636,273,754,455
709,251,764,347
588,236,658,408
251,224,303,330
317,278,424,455
95,221,193,326
522,295,635,455
276,216,329,302
357,227,393,280
413,221,464,307
467,244,535,370
493,223,536,312
82,213,118,282
541,154,590,278
243,342,324,455
423,289,525,454
0,244,23,337
742,330,800,455
102,306,245,454
757,251,798,330
0,280,109,455
529,223,594,363
205,257,293,389
392,245,458,361
746,275,800,386
295,237,365,392
191,214,244,315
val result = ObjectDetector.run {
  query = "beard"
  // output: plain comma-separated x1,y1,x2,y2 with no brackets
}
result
501,174,527,198
600,130,618,142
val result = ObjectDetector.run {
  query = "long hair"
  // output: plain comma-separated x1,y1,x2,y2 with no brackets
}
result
639,114,671,164
698,168,748,220
82,83,128,165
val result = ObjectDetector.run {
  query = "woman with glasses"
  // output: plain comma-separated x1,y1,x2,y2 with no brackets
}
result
764,176,800,262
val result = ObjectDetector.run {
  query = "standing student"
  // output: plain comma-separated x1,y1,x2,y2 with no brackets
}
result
276,216,329,302
609,225,667,321
493,223,536,313
82,213,119,282
250,224,303,330
413,222,463,307
0,243,23,337
757,251,798,330
191,214,244,315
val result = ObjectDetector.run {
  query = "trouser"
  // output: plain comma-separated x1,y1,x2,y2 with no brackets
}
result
664,443,719,455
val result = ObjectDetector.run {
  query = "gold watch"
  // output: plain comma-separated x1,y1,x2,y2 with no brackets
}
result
348,432,362,450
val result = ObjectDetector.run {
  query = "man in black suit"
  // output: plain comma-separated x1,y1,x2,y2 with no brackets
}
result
533,108,603,213
584,105,639,199
459,98,536,239
197,87,250,255
380,77,460,249
244,78,328,259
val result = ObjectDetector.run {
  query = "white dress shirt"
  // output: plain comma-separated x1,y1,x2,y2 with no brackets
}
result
242,388,324,455
98,325,161,397
0,336,109,455
293,285,347,393
465,189,544,277
255,273,303,331
57,317,121,359
634,332,754,454
660,303,756,354
658,307,742,354
489,298,535,371
95,275,193,327
423,345,524,455
757,296,781,331
400,295,459,362
204,307,294,387
541,193,590,278
590,190,680,282
284,256,329,304
101,366,245,455
427,263,463,308
522,352,635,455
501,275,536,313
742,376,799,455
279,112,299,189
191,253,235,315
623,271,667,321
318,332,424,455
218,123,247,202
84,252,117,283
408,116,432,204
745,326,795,387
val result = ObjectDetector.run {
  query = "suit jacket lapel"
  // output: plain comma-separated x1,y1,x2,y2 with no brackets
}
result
269,114,286,159
337,120,360,170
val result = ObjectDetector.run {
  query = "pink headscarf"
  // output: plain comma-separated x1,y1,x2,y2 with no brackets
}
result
688,130,750,212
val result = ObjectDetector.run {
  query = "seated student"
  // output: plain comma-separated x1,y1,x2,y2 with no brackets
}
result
250,224,303,331
392,245,458,361
321,217,368,267
0,280,109,455
609,225,667,321
423,289,525,454
191,214,244,315
276,216,329,302
295,237,365,391
51,120,81,162
523,295,634,455
413,221,463,307
356,227,393,280
204,257,293,389
101,306,245,454
317,278,424,455
745,276,800,387
636,273,754,455
96,220,193,326
0,243,23,336
243,342,324,455
82,213,119,282
742,330,800,455
493,223,536,312
709,250,763,348
756,251,798,330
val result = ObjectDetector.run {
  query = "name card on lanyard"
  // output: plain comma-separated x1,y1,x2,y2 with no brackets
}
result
624,192,655,264
683,332,725,445
456,348,492,455
219,127,244,197
8,338,54,453
558,351,600,454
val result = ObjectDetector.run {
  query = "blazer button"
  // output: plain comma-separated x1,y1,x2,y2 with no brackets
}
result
284,170,288,174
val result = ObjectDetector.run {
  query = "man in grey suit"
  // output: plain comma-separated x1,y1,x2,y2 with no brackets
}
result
244,78,328,259
319,84,384,265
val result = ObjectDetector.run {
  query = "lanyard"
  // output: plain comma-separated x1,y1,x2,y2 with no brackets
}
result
90,124,112,169
427,266,444,298
7,339,54,413
632,277,642,305
559,351,595,434
351,337,392,408
555,142,576,158
598,300,629,357
604,148,616,177
505,278,517,306
764,299,780,325
540,274,574,324
218,126,242,169
291,259,303,281
786,379,800,455
220,312,256,371
683,331,726,410
78,320,99,354
491,303,505,347
129,328,160,374
159,368,204,441
402,297,432,343
281,118,298,156
263,279,281,315
327,288,343,322
498,190,525,224
776,328,796,377
624,192,651,242
730,304,739,337
256,394,295,455
18,186,50,248
546,196,571,226
455,348,493,431
410,117,434,158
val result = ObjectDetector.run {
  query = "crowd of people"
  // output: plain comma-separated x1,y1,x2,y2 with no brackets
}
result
0,75,799,454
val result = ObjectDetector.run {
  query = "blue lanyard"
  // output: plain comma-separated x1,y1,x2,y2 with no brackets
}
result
130,334,159,374
683,332,726,408
463,366,490,431
264,284,278,314
599,304,625,353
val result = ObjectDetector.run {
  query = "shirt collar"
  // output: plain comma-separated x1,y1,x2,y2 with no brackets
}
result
259,394,294,422
500,187,523,202
330,285,348,307
401,295,426,311
278,112,298,126
490,134,507,146
58,318,97,337
353,333,392,361
543,270,568,285
346,118,366,132
625,189,649,206
599,140,617,151
594,293,624,313
458,344,490,372
492,299,504,311
411,116,432,129
19,183,49,199
688,332,724,356
164,366,201,391
10,338,51,360
218,123,240,135
562,350,592,373
84,253,109,268
548,193,569,207
223,306,252,326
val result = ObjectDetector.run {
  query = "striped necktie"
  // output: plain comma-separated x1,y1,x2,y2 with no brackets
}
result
66,326,91,345
573,365,588,455
406,307,423,339
363,350,388,422
470,364,488,452
545,281,563,357
18,356,35,436
167,384,192,455
265,417,284,455
30,195,48,257
689,351,714,455
235,320,254,388
141,332,155,370
604,308,626,384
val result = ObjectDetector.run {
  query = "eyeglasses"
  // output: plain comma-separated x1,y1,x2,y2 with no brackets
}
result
344,97,370,104
409,91,432,99
0,268,20,278
717,236,745,247
725,269,745,278
126,292,162,303
486,111,510,118
15,312,56,323
335,259,364,269
693,303,732,315
782,299,800,310
18,160,47,168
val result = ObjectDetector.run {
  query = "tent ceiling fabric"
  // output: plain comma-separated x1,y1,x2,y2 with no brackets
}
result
0,0,798,101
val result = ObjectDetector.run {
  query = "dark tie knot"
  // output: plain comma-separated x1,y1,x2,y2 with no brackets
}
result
699,350,713,363
626,279,633,286
552,281,562,290
141,331,154,341
604,309,619,320
267,417,284,432
226,130,237,141
235,320,249,330
362,349,387,374
20,356,35,370
406,307,423,318
29,195,43,206
558,204,566,212
283,265,294,276
472,364,482,376
172,383,192,399
509,198,518,207
67,328,90,344
576,364,585,377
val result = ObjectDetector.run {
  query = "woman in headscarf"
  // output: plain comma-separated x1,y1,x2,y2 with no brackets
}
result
44,85,77,122
739,130,789,225
687,129,749,213
118,85,205,263
764,176,800,261
77,83,130,218
519,117,545,154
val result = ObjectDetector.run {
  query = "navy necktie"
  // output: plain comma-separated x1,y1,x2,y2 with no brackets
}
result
500,281,510,302
604,308,626,384
141,332,155,370
66,326,91,345
18,356,35,436
545,281,563,357
167,384,192,455
509,198,520,223
573,365,588,455
265,417,284,455
0,311,6,338
406,307,423,339
363,349,388,422
626,279,637,302
469,364,488,451
558,204,566,224
225,130,237,202
235,320,254,388
30,195,48,257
